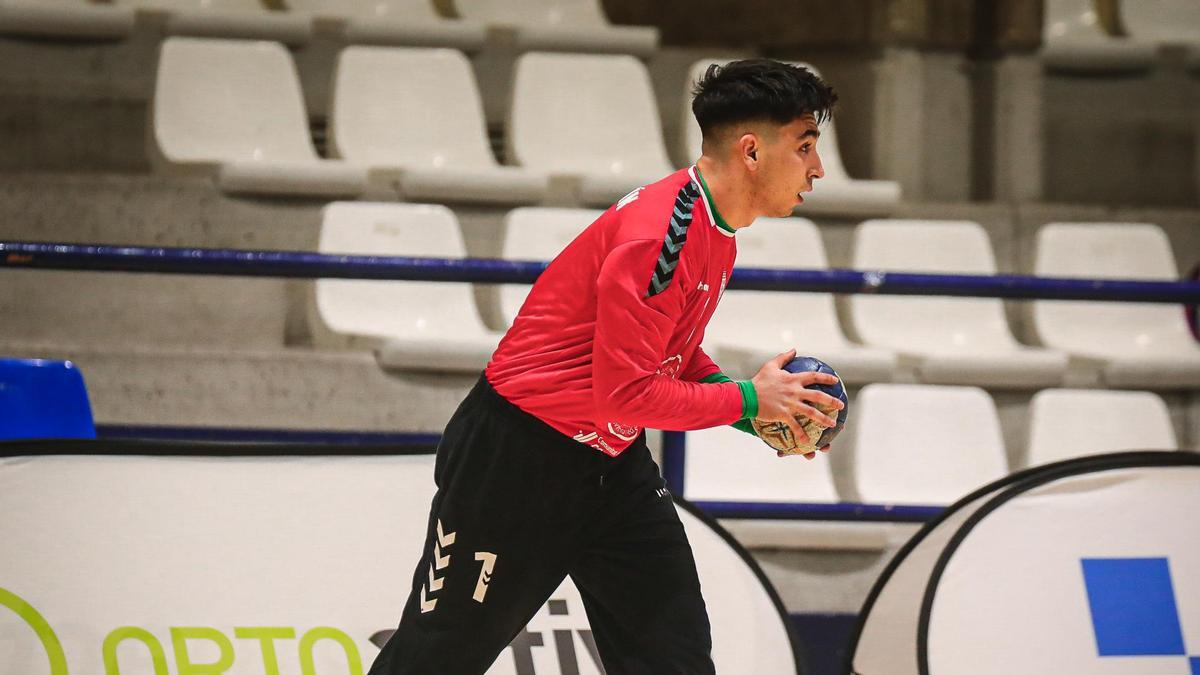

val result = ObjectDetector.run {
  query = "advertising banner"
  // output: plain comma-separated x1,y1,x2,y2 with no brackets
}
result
849,451,1200,675
0,445,799,675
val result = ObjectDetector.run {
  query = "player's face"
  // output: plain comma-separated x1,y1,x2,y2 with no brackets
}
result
756,115,825,217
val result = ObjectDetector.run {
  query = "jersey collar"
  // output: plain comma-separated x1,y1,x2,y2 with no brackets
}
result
689,166,736,238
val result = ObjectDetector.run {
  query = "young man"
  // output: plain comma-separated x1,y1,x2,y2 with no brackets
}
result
369,59,844,674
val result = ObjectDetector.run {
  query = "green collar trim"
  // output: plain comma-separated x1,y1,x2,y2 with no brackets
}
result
694,167,736,235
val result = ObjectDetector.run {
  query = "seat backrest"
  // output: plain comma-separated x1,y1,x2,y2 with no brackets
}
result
684,424,839,502
1027,388,1178,467
1122,0,1200,43
330,46,494,170
681,59,853,182
0,359,96,441
453,0,608,27
850,219,1018,353
315,202,484,339
852,383,1009,504
123,0,269,11
704,217,849,350
153,37,316,165
508,52,673,176
1043,0,1110,40
499,207,603,326
283,0,440,20
1032,223,1193,354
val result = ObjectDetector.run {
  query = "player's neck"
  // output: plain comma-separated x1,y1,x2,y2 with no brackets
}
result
695,156,754,230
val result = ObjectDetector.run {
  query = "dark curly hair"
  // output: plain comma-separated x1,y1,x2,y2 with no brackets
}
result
691,59,838,143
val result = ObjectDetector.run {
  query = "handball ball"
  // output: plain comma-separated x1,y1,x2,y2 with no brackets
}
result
778,356,848,452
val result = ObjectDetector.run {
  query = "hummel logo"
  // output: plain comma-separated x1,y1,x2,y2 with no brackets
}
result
421,519,456,613
474,552,498,603
656,487,670,499
697,281,710,292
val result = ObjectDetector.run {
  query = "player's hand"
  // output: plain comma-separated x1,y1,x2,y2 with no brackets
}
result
751,348,844,444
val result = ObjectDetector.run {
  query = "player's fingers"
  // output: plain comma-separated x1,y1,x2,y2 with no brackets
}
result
819,444,831,453
797,389,845,411
788,371,839,387
803,451,816,460
793,403,836,430
770,348,798,368
785,417,812,445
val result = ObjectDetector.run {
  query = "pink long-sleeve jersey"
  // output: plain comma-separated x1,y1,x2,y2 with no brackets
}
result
485,166,748,456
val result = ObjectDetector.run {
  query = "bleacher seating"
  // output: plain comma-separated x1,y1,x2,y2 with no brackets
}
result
684,423,838,503
452,0,658,56
498,207,601,325
120,0,312,44
507,51,674,207
282,0,486,50
680,59,901,217
0,0,135,39
1040,0,1156,72
1025,388,1178,467
849,220,1069,388
850,383,1010,505
1031,222,1200,388
330,46,548,206
700,216,897,384
1122,0,1200,57
151,37,367,197
310,201,502,372
0,358,95,441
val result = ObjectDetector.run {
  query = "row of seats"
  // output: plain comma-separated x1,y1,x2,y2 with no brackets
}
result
685,384,1184,506
150,38,900,214
1044,0,1200,72
0,0,657,54
309,201,1200,389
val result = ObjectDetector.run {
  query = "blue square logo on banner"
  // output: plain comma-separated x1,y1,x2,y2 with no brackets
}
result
1081,557,1186,657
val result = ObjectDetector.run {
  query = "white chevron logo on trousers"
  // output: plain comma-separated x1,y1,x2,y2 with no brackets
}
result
421,519,456,613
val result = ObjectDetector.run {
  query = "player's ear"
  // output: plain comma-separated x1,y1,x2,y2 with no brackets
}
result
738,133,759,170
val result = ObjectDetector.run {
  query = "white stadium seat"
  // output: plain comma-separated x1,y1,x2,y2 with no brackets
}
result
852,384,1009,505
681,59,901,217
330,46,547,206
684,423,838,503
1040,0,1156,73
0,0,135,39
281,0,485,50
498,207,603,326
452,0,657,56
151,37,366,197
701,217,897,384
850,220,1068,388
1032,223,1200,388
1026,388,1178,468
310,202,503,372
1122,0,1200,54
507,52,674,207
119,0,312,44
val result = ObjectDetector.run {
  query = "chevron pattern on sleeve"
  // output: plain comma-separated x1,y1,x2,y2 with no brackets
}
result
645,180,702,299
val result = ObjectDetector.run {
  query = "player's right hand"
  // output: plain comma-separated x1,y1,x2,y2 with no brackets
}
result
751,348,844,444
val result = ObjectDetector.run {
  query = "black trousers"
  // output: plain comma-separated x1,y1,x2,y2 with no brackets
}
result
368,374,715,675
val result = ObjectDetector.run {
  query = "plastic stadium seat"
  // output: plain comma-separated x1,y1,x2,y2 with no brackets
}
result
700,217,896,384
119,0,312,44
452,0,657,56
498,207,603,325
852,384,1009,505
330,47,547,205
310,202,503,372
0,0,135,39
1032,223,1200,388
850,220,1068,388
508,52,675,207
1026,389,1178,468
680,59,901,217
1122,0,1200,53
1041,0,1156,73
0,359,95,441
684,423,838,503
151,37,366,197
281,0,485,50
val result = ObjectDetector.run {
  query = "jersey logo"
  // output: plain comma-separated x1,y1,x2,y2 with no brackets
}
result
646,180,701,298
616,187,642,211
